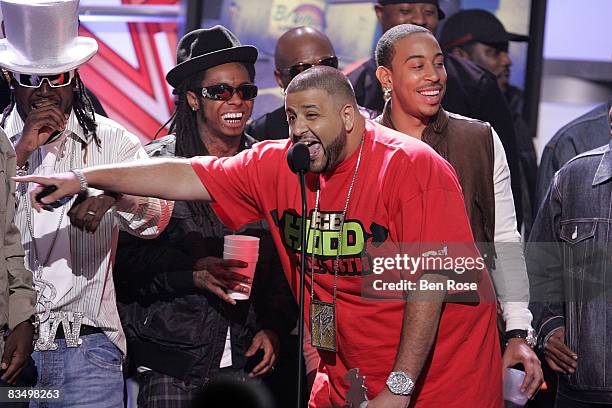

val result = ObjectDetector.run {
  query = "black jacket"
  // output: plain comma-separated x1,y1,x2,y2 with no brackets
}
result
247,106,287,141
505,85,538,239
114,134,297,385
347,54,523,227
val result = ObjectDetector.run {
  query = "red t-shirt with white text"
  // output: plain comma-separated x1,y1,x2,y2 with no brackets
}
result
191,120,502,407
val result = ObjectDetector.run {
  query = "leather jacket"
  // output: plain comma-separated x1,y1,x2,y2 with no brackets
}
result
347,54,522,227
114,134,297,385
376,104,496,266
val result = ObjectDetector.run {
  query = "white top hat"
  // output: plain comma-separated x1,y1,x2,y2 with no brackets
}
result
0,0,98,75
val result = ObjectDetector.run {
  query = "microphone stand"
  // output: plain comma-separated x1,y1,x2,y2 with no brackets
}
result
287,142,311,408
296,168,307,408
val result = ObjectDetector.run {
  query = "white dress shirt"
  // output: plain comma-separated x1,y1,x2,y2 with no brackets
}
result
5,108,172,353
489,126,533,331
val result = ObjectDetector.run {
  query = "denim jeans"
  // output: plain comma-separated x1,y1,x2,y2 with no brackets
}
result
29,333,123,407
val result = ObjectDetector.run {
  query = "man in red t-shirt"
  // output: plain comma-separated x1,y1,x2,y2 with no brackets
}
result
20,66,502,407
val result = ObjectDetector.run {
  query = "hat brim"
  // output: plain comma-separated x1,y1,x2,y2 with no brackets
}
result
0,37,98,75
166,45,258,88
478,32,529,46
507,32,529,42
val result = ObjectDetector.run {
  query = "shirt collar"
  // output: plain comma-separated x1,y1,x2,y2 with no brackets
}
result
5,106,88,145
592,140,612,186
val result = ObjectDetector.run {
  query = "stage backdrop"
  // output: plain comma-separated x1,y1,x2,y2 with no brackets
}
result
76,0,529,143
78,0,179,143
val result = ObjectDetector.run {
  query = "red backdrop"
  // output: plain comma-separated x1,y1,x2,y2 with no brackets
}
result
78,0,179,143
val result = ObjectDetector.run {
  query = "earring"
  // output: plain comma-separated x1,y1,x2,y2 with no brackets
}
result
383,87,392,101
191,105,198,112
1,69,10,84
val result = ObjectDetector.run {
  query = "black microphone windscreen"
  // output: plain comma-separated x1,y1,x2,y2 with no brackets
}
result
287,143,310,173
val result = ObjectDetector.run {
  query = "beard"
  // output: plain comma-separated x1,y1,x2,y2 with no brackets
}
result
310,128,347,174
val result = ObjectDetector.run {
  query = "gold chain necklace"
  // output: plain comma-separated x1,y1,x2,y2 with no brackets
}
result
309,134,365,352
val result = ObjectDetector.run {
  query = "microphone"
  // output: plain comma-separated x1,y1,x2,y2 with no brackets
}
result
286,142,309,408
287,143,310,173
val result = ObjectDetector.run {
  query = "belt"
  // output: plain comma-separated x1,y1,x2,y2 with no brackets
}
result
55,324,102,339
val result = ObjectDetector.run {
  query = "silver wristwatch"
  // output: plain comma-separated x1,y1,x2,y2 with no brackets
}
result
386,371,415,396
505,327,537,348
525,328,537,348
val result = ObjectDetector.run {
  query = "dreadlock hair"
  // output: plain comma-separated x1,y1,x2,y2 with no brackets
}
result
155,61,256,223
0,70,101,152
73,70,100,149
0,93,13,130
1,69,15,129
167,69,208,158
156,61,256,158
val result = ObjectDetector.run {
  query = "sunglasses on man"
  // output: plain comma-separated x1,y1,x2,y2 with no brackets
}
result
10,70,76,88
278,56,339,79
194,83,258,101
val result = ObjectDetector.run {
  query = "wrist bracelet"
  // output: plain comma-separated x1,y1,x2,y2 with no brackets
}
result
505,328,537,348
70,169,88,193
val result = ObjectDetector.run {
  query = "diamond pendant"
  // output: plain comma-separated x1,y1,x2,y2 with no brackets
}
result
310,300,337,352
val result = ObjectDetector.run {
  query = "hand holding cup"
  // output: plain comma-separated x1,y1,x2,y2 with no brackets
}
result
223,235,260,300
193,256,251,305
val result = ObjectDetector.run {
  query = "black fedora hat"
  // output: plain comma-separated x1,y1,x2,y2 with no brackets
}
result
166,25,258,88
